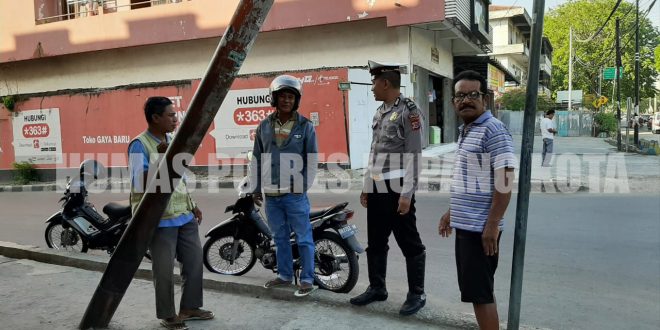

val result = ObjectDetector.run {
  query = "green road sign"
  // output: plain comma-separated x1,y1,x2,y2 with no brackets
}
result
603,67,623,80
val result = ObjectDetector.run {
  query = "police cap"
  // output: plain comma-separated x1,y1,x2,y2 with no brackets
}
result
368,60,407,79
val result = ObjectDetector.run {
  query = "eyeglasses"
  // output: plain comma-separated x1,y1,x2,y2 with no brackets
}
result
452,91,485,103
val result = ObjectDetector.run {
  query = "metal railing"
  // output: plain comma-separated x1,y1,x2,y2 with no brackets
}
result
36,0,186,24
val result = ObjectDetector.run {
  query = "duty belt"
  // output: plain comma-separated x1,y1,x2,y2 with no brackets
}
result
370,169,406,181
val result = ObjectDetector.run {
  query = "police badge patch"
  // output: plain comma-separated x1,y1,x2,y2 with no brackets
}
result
409,112,421,131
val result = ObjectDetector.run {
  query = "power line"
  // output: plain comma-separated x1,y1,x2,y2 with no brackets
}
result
581,0,656,69
502,0,521,19
576,0,623,42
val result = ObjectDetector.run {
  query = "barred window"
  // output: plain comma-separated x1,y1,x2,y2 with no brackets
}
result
35,0,188,25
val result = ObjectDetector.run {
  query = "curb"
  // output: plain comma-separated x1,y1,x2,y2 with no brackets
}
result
0,241,550,330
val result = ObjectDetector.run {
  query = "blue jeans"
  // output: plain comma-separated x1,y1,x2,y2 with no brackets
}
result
265,193,315,284
542,138,554,167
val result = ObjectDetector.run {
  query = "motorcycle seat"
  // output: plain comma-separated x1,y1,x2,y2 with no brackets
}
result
309,202,348,220
103,201,132,219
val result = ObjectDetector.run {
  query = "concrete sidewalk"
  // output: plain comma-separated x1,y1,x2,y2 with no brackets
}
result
0,241,551,330
0,257,451,329
0,256,446,330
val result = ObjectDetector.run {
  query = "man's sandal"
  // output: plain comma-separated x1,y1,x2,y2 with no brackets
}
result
179,308,215,321
160,318,188,330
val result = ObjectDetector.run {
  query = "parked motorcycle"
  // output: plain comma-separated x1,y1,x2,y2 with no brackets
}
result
43,160,148,258
202,190,363,293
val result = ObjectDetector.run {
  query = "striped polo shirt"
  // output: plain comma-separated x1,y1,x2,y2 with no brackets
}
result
450,111,517,233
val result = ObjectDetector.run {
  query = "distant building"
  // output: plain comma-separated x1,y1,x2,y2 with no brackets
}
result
488,5,552,95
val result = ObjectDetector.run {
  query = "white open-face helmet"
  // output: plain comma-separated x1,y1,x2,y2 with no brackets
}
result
269,75,303,111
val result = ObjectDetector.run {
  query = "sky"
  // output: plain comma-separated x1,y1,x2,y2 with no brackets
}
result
493,0,660,29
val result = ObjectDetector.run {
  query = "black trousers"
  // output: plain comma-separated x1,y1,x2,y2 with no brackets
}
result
366,179,425,258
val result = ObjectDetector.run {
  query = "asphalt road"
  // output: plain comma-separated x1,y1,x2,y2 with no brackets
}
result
0,189,658,329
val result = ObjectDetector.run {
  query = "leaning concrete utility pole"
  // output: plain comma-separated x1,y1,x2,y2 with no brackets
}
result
507,0,545,328
79,1,274,328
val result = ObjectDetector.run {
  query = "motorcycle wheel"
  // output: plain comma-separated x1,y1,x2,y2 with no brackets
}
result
203,235,256,275
45,219,88,253
313,231,359,293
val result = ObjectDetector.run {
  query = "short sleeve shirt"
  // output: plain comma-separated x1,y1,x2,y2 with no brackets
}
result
450,111,517,233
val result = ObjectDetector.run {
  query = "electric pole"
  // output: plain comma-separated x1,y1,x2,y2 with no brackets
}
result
78,1,275,328
507,0,546,328
568,27,573,111
598,67,602,97
634,0,640,145
616,18,622,152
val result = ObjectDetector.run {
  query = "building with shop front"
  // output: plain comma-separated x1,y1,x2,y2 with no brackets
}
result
0,0,491,176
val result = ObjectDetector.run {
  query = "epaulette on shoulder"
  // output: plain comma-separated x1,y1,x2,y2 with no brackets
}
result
403,98,418,112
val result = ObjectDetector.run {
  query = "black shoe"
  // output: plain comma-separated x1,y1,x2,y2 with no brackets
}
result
399,292,426,315
350,250,389,306
349,286,388,306
400,251,426,315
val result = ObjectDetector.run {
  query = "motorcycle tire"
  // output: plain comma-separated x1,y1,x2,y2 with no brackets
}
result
313,231,359,293
203,235,256,276
45,218,89,253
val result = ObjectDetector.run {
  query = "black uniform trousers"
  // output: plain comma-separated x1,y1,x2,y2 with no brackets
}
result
366,178,425,258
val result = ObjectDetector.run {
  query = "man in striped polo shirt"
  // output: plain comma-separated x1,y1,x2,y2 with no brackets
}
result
438,70,516,330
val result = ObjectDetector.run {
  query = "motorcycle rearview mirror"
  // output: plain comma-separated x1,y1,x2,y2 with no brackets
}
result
237,176,251,197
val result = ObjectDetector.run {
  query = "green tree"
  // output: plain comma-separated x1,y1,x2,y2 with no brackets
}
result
498,88,526,110
544,0,659,100
655,45,660,73
496,88,554,112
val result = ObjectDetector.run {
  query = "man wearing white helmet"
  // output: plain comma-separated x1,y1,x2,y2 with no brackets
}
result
251,75,319,297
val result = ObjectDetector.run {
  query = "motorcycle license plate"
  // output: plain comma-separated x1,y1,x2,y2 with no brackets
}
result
338,224,357,239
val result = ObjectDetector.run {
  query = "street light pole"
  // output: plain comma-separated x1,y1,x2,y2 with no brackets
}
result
598,67,602,96
507,0,546,328
616,19,622,152
78,1,275,329
568,27,573,111
634,0,640,145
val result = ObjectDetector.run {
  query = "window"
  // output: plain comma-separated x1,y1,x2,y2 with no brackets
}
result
35,0,188,24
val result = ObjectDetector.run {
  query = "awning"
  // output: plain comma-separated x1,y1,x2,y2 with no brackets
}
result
453,56,520,84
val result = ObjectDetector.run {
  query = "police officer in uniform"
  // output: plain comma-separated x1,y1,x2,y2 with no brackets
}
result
350,61,426,316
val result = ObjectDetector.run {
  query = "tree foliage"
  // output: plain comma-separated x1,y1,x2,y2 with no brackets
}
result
544,0,659,100
655,45,660,73
496,88,554,112
594,111,618,134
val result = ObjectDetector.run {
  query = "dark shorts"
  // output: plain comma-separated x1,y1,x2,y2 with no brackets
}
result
455,228,501,304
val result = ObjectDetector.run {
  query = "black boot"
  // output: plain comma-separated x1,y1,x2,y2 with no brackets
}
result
350,250,388,306
400,252,426,316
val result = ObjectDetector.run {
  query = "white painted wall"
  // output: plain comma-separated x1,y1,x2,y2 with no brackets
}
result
410,27,453,78
491,19,509,46
347,68,377,170
243,19,410,75
0,18,410,95
346,68,411,169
